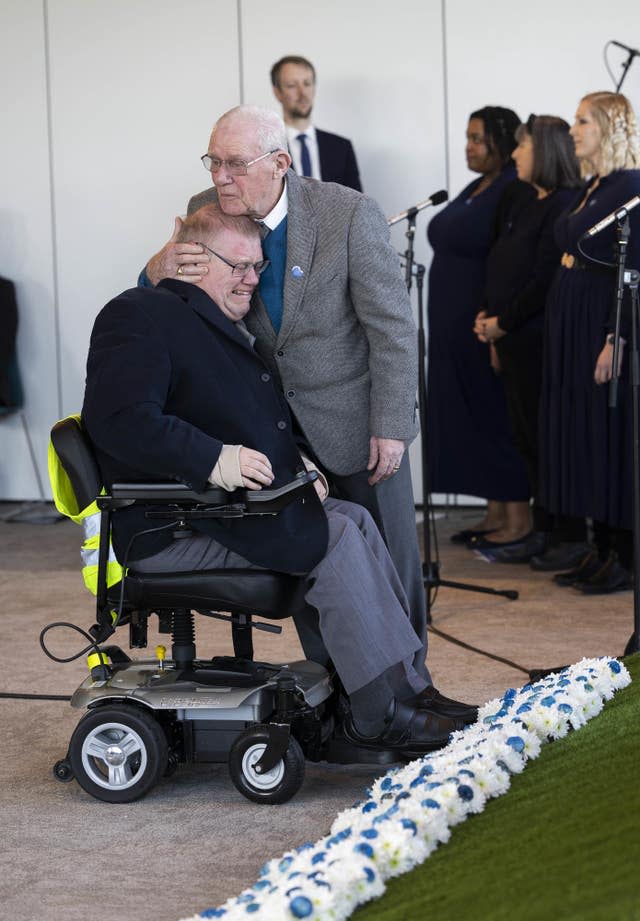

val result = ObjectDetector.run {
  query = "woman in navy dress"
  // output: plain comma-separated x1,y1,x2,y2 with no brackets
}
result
540,91,640,592
471,115,583,563
427,106,530,545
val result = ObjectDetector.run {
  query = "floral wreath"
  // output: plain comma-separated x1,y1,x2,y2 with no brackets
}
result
183,657,630,921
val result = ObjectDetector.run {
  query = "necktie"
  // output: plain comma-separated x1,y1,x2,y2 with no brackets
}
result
259,218,287,333
297,133,312,177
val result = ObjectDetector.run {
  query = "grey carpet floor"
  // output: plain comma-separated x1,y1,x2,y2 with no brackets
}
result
0,507,633,921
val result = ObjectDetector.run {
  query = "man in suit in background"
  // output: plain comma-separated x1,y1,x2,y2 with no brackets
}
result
88,206,462,752
142,105,477,725
270,55,362,192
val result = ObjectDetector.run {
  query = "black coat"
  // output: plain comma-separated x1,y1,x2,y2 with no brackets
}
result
316,129,362,191
82,279,328,570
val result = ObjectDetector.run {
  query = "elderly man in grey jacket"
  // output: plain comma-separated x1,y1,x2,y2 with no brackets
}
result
141,105,475,724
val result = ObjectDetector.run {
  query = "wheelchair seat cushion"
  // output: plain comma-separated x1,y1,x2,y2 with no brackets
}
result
110,568,311,619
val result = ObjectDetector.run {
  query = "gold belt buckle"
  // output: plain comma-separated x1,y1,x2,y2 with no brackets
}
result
561,252,575,269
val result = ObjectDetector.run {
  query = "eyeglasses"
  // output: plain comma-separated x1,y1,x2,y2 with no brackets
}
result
200,149,279,175
197,243,270,278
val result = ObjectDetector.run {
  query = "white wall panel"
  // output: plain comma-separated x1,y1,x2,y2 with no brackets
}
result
47,0,241,418
240,0,447,502
0,1,58,499
445,0,640,202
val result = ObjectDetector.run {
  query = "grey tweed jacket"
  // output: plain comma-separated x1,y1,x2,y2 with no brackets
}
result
188,170,418,476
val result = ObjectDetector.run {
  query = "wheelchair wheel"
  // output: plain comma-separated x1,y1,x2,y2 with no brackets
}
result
68,704,168,803
228,727,305,804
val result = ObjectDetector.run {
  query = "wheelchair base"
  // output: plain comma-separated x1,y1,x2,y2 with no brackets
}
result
56,653,401,804
70,655,332,719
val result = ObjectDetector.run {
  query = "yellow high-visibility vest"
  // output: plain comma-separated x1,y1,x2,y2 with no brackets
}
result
48,414,123,595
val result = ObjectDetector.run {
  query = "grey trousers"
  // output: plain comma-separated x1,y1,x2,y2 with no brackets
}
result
133,497,426,696
330,454,430,682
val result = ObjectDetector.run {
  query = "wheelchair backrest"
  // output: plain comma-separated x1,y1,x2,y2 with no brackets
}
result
50,416,102,513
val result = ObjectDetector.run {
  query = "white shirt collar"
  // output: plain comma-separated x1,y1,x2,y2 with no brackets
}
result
258,180,288,231
285,123,317,144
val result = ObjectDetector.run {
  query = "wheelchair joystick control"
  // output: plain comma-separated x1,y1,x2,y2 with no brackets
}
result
155,645,167,671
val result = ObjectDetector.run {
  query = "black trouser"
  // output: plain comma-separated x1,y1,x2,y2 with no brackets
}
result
497,331,586,542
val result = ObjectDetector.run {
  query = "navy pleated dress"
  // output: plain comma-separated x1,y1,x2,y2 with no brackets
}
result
426,167,530,500
540,169,640,529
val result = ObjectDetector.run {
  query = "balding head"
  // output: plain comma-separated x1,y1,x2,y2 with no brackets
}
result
212,105,288,153
204,106,292,219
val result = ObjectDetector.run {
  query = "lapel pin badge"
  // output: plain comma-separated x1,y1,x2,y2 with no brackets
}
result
291,265,304,278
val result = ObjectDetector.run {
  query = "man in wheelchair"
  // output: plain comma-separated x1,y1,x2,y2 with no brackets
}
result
82,205,475,759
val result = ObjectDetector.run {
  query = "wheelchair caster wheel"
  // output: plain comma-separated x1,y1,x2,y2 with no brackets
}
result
53,759,74,782
68,704,168,803
229,727,305,805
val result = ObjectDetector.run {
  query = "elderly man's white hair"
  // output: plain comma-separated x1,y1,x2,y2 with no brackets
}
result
212,105,287,153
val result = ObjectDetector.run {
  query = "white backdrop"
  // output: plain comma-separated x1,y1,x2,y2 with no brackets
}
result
1,0,639,500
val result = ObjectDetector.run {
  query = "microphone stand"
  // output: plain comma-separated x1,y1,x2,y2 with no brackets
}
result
616,48,637,92
400,212,519,626
606,218,640,654
626,268,640,654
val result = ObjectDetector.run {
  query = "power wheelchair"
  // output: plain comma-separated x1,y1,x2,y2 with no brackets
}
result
48,417,396,805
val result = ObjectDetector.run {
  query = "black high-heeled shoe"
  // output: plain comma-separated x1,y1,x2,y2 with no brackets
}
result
450,527,498,545
576,551,633,595
553,548,600,586
469,530,533,551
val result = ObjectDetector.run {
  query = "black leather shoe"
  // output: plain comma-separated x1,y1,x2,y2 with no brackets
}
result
576,552,633,595
411,686,478,725
342,700,459,756
450,527,497,544
529,541,592,572
490,531,550,564
553,548,601,586
470,530,533,551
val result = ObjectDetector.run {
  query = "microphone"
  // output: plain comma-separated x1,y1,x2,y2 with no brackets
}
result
580,195,640,239
388,190,448,226
611,39,640,56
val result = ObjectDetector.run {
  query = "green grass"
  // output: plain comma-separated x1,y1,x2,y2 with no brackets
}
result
357,654,640,921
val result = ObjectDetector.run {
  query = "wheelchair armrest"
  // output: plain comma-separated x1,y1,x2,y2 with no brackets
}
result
110,483,229,503
244,470,318,513
104,470,318,516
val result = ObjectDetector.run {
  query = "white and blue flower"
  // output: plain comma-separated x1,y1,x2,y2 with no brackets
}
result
184,657,630,921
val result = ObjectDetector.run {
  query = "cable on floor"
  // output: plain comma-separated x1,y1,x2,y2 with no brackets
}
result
0,692,72,701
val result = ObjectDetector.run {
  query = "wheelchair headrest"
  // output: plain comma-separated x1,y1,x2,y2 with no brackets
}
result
50,417,102,511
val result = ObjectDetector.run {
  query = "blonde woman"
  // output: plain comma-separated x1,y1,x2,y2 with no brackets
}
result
540,91,640,593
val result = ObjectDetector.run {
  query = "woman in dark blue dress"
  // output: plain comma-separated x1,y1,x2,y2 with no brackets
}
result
540,91,640,593
427,106,530,545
